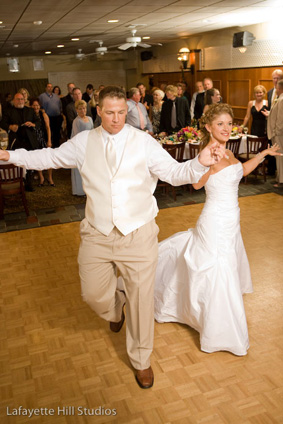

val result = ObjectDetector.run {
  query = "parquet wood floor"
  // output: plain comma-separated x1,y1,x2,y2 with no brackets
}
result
0,193,282,424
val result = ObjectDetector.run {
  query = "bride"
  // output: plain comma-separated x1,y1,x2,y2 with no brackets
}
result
154,103,281,356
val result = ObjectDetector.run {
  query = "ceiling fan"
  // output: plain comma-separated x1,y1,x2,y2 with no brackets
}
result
88,40,120,56
115,27,162,51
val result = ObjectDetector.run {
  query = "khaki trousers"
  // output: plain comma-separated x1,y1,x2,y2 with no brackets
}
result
78,219,159,370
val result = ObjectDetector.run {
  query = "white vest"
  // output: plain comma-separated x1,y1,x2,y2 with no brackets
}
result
80,126,159,236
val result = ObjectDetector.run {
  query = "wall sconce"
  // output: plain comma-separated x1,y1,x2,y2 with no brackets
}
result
177,47,190,69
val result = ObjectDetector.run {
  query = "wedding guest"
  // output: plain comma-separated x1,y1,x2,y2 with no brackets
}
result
18,88,30,107
155,103,281,356
267,69,283,109
159,85,190,135
194,78,213,120
242,85,268,136
126,87,153,132
30,98,54,186
203,88,221,115
136,82,153,111
262,79,283,187
52,86,62,98
149,89,164,134
70,100,93,196
190,81,204,120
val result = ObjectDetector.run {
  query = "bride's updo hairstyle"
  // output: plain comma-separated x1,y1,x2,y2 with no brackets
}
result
199,103,234,151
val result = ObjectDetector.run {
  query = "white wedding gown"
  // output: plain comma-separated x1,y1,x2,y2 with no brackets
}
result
154,162,253,356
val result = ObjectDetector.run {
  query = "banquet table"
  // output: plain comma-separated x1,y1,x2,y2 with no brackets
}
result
159,134,257,160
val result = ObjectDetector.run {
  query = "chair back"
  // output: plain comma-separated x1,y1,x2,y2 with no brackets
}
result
162,142,185,162
0,164,29,218
226,137,241,158
188,143,200,159
0,164,24,191
246,136,268,158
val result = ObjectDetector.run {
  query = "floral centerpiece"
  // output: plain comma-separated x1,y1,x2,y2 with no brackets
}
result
177,126,201,143
231,125,241,137
161,133,178,144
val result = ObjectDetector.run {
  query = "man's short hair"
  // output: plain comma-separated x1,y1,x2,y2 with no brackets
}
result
166,85,178,96
86,84,94,90
67,82,75,88
128,87,140,98
72,87,81,94
136,82,144,88
98,85,126,107
272,69,283,77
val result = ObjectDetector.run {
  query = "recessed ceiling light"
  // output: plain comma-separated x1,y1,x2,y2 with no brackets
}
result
57,44,64,48
33,20,42,25
142,36,150,40
71,38,80,41
45,51,52,54
13,44,19,48
107,19,119,23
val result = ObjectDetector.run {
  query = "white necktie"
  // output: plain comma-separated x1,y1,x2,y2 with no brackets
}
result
106,136,117,176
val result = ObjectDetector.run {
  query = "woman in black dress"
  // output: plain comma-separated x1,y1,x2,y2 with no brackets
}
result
30,98,54,186
242,85,268,136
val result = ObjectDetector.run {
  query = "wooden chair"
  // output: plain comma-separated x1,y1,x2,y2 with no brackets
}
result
238,136,268,183
162,141,185,162
226,137,241,158
157,142,185,201
188,143,200,193
0,164,29,219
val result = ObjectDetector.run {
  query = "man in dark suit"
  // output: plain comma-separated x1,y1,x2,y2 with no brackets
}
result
61,82,75,116
1,92,40,190
159,85,190,135
267,69,283,110
194,78,213,120
82,84,94,103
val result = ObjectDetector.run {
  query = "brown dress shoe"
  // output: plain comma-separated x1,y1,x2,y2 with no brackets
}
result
110,304,125,333
135,366,154,389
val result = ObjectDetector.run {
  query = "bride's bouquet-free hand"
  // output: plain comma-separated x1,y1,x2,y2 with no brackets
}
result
177,127,201,143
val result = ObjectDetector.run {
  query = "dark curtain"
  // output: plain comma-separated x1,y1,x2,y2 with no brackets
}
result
0,78,48,102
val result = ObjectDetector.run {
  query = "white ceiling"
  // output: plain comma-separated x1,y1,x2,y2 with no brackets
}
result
0,0,280,57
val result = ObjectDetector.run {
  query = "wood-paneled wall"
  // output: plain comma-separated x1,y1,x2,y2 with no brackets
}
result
146,62,283,127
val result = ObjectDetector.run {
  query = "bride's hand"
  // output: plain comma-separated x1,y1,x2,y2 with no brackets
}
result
198,142,225,167
264,143,283,157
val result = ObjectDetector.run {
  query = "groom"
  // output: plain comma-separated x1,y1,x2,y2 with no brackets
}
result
0,86,225,389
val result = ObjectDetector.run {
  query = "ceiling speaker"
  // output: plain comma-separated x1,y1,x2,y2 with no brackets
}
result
140,51,153,61
233,31,255,48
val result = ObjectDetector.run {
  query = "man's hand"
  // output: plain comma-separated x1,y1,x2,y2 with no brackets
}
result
9,124,18,132
23,121,35,127
198,142,225,167
0,150,10,161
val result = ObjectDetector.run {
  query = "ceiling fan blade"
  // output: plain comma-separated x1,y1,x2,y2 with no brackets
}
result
118,43,132,50
138,43,151,48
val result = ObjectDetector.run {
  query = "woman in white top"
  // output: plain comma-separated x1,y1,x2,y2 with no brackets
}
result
70,100,93,196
